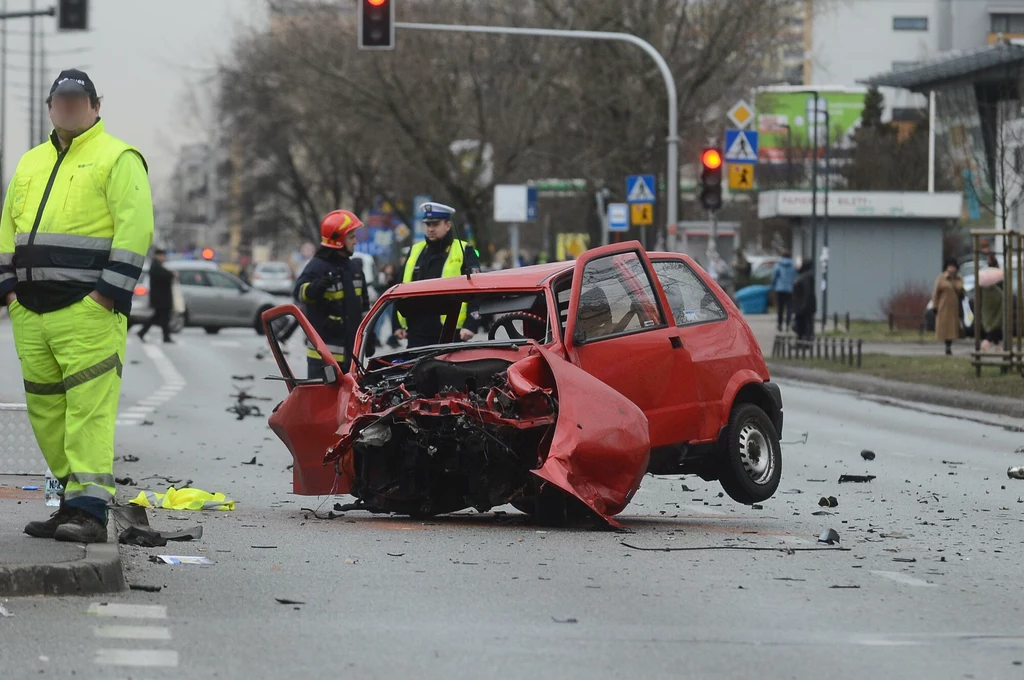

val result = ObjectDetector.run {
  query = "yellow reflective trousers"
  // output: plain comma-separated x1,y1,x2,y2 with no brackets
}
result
9,295,125,512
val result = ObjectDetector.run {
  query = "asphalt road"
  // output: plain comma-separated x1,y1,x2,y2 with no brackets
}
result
1,321,1023,679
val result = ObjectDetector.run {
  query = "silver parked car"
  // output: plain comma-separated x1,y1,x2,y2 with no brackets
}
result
132,260,280,335
251,261,294,297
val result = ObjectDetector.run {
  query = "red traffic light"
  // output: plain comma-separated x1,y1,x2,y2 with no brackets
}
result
701,148,723,170
201,248,215,260
367,0,386,5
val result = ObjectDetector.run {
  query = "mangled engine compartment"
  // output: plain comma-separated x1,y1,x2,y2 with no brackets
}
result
329,355,558,517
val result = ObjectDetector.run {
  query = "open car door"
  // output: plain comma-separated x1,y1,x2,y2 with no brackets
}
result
563,242,705,448
261,304,354,496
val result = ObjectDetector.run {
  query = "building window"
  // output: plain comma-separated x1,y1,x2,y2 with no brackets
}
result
991,13,1024,33
893,16,928,31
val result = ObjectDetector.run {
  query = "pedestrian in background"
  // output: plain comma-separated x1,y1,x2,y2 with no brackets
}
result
791,260,817,341
732,250,752,292
771,249,796,332
932,257,964,355
980,254,1003,353
137,248,175,344
0,69,154,543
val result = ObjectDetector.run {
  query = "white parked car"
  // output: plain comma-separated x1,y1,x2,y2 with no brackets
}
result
251,261,295,297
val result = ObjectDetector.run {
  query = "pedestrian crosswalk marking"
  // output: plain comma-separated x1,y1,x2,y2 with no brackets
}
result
88,603,168,619
627,176,655,202
94,625,172,640
94,649,179,668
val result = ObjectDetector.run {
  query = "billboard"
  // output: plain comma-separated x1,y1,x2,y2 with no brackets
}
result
755,87,867,163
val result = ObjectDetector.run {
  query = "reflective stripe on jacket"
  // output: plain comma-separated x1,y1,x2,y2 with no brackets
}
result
0,119,154,315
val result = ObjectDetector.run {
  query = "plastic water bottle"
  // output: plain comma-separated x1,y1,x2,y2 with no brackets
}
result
44,470,62,507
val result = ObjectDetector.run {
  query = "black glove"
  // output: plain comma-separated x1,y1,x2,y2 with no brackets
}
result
305,276,332,301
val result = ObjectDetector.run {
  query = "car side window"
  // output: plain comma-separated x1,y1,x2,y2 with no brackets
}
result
207,272,242,290
652,260,727,326
575,252,664,343
177,270,208,287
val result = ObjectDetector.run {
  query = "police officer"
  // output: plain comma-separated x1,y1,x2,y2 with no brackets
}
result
294,210,368,377
395,202,482,348
0,69,154,543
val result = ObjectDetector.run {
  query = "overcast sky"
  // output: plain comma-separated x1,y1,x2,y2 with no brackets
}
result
0,0,267,202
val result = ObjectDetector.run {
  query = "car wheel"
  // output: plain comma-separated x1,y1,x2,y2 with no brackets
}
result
532,482,567,527
254,306,273,335
719,403,782,505
204,327,220,335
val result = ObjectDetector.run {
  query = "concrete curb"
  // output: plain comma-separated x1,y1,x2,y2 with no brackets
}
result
0,525,126,598
767,362,1024,420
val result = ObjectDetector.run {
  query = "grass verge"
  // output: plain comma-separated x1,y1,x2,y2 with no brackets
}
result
773,353,1024,400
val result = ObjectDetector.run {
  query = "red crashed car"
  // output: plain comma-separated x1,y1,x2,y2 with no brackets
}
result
262,242,783,527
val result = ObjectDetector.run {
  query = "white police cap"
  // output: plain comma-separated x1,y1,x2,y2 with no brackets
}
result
420,202,456,222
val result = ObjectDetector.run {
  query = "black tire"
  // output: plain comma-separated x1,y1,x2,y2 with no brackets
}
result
718,403,782,505
255,307,273,335
532,482,567,527
204,327,220,335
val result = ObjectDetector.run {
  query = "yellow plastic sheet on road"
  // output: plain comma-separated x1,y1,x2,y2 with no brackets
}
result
129,487,235,511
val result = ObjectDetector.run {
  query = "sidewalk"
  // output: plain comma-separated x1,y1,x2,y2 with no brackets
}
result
0,475,125,597
743,312,972,358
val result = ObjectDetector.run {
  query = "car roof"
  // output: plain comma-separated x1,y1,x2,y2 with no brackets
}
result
165,260,220,271
392,261,574,295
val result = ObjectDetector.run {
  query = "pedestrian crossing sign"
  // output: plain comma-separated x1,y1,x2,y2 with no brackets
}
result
626,175,656,204
724,129,758,163
728,163,755,191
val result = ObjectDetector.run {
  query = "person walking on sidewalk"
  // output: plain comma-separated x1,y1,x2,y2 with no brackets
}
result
771,249,796,332
0,69,154,543
979,254,1004,353
136,248,175,343
932,257,964,355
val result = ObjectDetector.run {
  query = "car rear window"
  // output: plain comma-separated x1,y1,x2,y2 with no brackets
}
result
652,260,727,326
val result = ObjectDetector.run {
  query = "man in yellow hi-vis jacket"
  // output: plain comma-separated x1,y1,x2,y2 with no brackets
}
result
0,69,154,543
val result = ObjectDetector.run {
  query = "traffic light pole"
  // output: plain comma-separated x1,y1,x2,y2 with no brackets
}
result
394,22,680,252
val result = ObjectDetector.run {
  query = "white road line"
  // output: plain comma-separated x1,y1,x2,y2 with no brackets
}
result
127,406,156,414
88,603,168,619
118,344,186,425
211,340,241,348
139,398,167,406
870,570,938,588
94,649,179,668
94,625,172,640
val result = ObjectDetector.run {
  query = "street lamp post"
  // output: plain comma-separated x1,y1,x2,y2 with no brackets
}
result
394,22,680,251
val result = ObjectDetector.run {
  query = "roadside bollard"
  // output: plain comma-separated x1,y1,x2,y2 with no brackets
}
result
857,339,863,368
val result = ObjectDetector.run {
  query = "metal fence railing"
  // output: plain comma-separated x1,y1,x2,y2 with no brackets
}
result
771,335,863,368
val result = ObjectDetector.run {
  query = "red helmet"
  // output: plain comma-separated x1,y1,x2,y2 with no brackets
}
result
319,210,363,249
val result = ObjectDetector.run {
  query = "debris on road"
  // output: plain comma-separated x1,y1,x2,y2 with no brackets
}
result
861,450,876,461
301,507,342,520
387,553,405,557
812,510,834,516
781,432,809,445
119,525,203,548
551,617,578,624
838,474,876,483
242,457,257,465
818,496,839,508
1008,467,1024,480
22,485,38,491
829,585,861,589
128,584,163,593
232,375,255,381
752,504,763,510
818,528,841,545
130,487,235,511
121,454,140,463
252,545,277,549
150,555,215,566
893,557,917,563
141,420,154,426
115,477,135,486
0,603,12,617
275,598,305,605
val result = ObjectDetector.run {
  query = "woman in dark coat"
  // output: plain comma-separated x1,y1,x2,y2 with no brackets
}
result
791,260,817,341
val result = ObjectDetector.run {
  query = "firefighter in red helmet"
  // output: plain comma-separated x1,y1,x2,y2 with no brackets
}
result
293,210,369,377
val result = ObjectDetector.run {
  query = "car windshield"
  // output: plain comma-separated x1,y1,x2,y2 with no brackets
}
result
357,290,551,369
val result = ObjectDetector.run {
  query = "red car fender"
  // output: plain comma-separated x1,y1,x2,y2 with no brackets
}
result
714,369,773,433
528,346,650,528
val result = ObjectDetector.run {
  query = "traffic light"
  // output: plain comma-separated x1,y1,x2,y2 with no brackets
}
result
699,147,723,212
359,0,395,50
201,248,215,261
58,0,88,31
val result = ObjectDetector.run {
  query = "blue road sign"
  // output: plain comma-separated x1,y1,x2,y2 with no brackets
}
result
724,129,758,163
626,175,656,204
608,203,629,232
527,186,538,222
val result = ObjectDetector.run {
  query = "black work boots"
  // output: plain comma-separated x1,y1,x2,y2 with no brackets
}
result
24,502,107,543
23,499,73,538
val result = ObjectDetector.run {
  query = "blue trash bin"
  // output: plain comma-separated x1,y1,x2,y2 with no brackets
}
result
735,285,771,315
